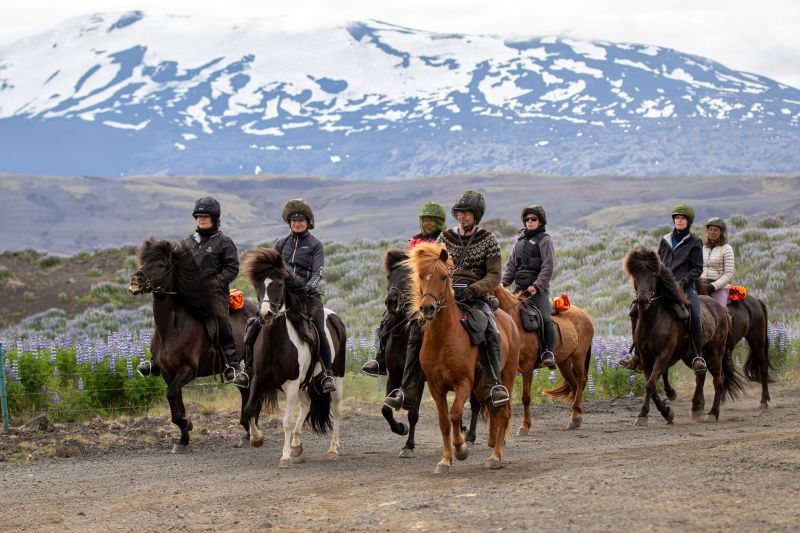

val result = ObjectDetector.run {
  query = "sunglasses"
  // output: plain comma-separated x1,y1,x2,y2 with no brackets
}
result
524,217,539,222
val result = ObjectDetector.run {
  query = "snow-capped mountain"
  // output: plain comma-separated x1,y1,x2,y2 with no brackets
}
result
1,11,798,178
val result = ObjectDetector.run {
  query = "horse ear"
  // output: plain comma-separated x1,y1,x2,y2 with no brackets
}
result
439,248,448,263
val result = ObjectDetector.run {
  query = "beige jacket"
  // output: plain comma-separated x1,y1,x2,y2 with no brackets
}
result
701,243,735,290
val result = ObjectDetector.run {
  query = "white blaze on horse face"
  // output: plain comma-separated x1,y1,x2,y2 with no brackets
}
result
260,278,274,318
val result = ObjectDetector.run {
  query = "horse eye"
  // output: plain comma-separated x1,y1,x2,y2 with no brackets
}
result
441,275,447,281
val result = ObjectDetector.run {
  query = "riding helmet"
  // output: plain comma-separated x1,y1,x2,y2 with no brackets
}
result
192,197,221,221
704,216,727,232
521,204,547,226
451,190,486,223
418,202,446,232
671,203,695,226
282,198,315,229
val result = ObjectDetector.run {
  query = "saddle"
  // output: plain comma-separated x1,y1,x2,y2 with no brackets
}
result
458,303,488,345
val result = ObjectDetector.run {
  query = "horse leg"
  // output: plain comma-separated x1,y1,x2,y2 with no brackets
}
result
449,382,472,462
703,354,724,423
279,381,301,467
382,373,409,437
662,370,677,401
400,381,425,458
517,371,533,436
636,357,667,427
290,392,311,464
691,370,706,420
430,386,453,474
236,384,251,448
750,335,771,408
466,392,480,448
567,358,587,430
486,403,511,469
165,367,194,453
326,380,343,461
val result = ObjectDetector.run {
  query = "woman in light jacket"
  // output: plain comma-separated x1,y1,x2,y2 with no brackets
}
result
701,217,735,307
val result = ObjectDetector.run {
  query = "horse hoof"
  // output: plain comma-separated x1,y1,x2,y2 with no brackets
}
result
291,445,304,458
235,436,250,448
250,436,264,448
278,458,292,468
701,414,718,423
466,440,475,450
186,419,193,432
516,426,530,437
434,462,450,475
399,448,415,459
397,423,409,437
635,416,648,427
454,444,469,461
759,402,769,410
666,390,677,402
327,451,339,461
691,411,703,421
171,444,187,454
567,416,582,430
665,407,675,424
484,457,502,470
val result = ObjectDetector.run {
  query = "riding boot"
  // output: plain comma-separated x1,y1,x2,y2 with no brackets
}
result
686,287,707,374
362,315,389,376
311,300,336,393
484,326,510,407
385,322,423,410
619,306,642,372
531,291,556,369
218,317,240,383
232,317,260,389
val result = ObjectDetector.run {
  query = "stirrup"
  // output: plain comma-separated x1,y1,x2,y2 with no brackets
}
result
136,360,153,378
540,350,556,369
488,384,510,407
223,365,238,384
321,374,336,393
361,359,386,377
232,370,249,389
384,389,405,410
691,356,707,374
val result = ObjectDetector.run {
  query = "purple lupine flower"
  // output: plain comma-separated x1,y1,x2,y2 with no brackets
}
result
549,370,557,383
629,373,636,385
53,368,59,377
587,374,595,397
77,377,84,391
52,393,61,405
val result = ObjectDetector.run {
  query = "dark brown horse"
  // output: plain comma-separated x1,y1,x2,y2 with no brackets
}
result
624,248,744,425
242,248,347,467
380,249,481,458
493,286,594,431
406,243,520,473
128,238,255,453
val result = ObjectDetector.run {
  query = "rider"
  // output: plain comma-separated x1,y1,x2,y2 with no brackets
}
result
136,196,242,383
620,204,706,374
384,190,510,410
501,204,557,369
700,217,735,307
361,201,446,376
234,199,336,393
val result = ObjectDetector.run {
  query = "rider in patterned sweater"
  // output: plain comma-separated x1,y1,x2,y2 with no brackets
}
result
362,201,446,376
384,190,510,409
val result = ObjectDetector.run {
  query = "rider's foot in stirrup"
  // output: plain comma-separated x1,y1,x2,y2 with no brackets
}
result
232,370,250,389
488,383,510,407
136,360,153,378
619,352,642,373
540,350,556,369
691,355,707,374
320,372,336,393
384,389,405,410
361,359,387,376
223,365,238,384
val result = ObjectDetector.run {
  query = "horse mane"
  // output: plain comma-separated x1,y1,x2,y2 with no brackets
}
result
244,248,285,286
384,248,409,273
402,242,452,313
624,247,687,304
137,238,224,320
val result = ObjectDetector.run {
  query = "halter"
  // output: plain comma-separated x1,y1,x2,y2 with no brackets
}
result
386,285,406,313
129,268,178,295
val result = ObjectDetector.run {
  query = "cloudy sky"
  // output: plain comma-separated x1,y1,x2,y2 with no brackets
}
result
2,0,798,88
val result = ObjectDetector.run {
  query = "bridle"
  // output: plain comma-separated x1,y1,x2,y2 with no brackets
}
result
419,266,458,318
257,277,286,326
129,267,177,295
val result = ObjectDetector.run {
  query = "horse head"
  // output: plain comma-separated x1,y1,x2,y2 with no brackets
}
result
407,243,453,321
384,248,411,315
245,248,287,328
624,247,662,309
129,238,178,295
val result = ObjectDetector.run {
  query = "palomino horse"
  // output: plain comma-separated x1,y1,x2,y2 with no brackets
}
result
406,243,520,473
624,248,744,425
492,287,594,431
242,248,346,467
380,249,481,457
128,238,256,453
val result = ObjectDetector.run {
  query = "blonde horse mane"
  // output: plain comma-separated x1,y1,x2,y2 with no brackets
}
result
401,242,453,319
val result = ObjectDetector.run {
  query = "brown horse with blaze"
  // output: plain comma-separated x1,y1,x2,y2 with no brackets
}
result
406,243,520,473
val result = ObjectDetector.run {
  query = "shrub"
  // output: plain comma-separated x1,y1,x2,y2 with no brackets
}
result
39,256,63,268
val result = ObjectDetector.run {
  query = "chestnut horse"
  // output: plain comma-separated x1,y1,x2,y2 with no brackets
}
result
492,286,594,431
406,243,520,473
242,248,346,467
624,248,744,425
380,249,481,457
128,238,256,453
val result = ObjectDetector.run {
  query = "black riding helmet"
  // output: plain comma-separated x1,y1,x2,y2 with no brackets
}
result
451,190,486,224
521,204,547,226
193,197,221,221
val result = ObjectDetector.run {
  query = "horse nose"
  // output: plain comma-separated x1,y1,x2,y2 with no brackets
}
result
386,294,400,313
419,303,435,320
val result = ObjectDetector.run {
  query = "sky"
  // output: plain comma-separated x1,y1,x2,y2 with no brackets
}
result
2,0,799,88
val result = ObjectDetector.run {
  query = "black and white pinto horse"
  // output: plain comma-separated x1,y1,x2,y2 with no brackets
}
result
243,248,346,467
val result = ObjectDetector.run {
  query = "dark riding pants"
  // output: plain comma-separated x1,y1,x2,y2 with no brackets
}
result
217,311,238,365
528,291,556,353
398,321,424,406
308,293,333,372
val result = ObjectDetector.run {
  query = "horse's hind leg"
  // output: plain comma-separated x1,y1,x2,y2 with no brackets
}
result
662,371,677,401
236,385,251,448
691,370,707,420
399,406,420,458
568,358,587,430
166,367,195,453
703,353,724,423
466,392,480,448
326,380,343,461
517,371,533,436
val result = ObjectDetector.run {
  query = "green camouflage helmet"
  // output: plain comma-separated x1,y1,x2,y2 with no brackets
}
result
452,190,486,223
705,216,727,232
671,203,695,226
282,198,315,229
418,202,446,232
521,204,547,226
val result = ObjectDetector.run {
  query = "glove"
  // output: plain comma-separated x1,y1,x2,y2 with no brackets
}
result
707,283,717,294
679,278,687,289
455,287,475,301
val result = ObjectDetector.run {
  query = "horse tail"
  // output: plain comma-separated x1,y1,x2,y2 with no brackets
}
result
721,344,746,403
541,380,573,399
584,344,592,375
305,384,333,434
744,299,774,383
258,387,279,414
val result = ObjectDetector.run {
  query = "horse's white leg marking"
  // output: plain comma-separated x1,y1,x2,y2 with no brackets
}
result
249,418,263,447
324,309,342,460
280,319,311,466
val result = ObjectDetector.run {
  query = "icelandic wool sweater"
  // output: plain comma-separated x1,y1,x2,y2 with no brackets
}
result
436,227,502,298
702,243,735,290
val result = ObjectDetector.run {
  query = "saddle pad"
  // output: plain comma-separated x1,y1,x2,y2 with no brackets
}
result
458,304,487,345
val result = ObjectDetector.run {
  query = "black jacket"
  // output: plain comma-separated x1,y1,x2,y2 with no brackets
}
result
658,231,703,289
184,230,239,293
275,231,324,290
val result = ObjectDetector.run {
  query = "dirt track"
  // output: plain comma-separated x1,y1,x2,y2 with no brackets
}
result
1,380,799,532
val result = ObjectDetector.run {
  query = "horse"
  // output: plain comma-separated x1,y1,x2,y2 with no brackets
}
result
380,249,482,458
406,243,520,473
242,248,346,467
624,247,744,425
128,238,256,453
492,286,594,431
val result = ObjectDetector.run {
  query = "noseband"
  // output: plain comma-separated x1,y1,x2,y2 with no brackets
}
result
258,285,286,325
130,268,177,295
